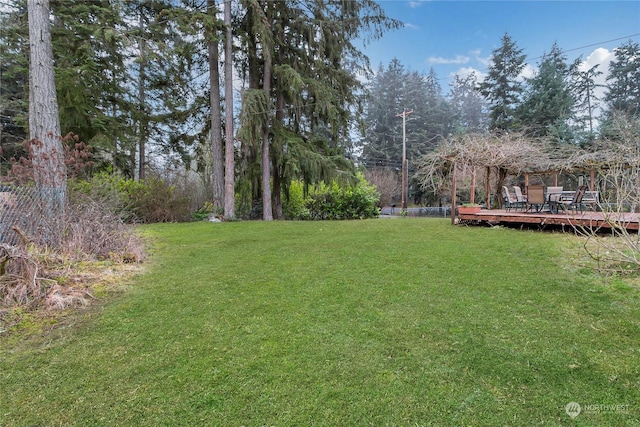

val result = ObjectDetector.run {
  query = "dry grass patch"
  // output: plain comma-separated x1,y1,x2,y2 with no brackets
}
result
0,240,144,338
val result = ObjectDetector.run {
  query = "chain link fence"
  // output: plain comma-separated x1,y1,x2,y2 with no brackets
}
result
0,185,44,245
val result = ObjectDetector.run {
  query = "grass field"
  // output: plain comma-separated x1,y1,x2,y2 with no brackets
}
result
1,219,639,426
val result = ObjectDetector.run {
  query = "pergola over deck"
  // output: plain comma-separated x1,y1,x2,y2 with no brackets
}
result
415,131,639,225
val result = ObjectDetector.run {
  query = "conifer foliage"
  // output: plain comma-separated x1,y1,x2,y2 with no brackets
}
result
477,33,526,131
1,0,399,220
4,2,639,221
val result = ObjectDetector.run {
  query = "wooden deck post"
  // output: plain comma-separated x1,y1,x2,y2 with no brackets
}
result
450,163,457,225
485,166,491,209
470,165,476,204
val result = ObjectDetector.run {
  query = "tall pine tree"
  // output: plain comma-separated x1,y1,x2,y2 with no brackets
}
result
517,42,578,142
237,0,400,219
603,40,640,119
449,72,488,133
478,33,526,131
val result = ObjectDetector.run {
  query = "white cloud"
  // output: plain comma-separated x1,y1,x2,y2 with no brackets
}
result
449,67,486,83
519,63,537,81
579,47,613,90
408,0,429,8
403,22,420,30
579,47,613,72
428,54,469,65
578,47,614,119
472,51,492,68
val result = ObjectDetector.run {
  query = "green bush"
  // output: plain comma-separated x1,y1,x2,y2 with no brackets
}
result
129,176,191,223
283,181,311,220
284,174,380,220
70,172,191,223
69,170,144,222
193,201,215,221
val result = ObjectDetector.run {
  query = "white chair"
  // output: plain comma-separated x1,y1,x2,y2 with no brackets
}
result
512,186,527,204
502,186,524,211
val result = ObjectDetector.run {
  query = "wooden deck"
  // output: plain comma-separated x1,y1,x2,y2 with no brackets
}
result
458,208,640,231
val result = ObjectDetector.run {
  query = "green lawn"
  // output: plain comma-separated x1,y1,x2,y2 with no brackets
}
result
1,219,639,426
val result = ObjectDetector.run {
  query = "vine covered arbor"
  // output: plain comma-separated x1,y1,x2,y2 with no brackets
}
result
416,121,640,225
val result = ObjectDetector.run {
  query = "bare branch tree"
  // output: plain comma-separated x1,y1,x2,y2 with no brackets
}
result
571,114,640,271
415,131,555,206
365,168,401,207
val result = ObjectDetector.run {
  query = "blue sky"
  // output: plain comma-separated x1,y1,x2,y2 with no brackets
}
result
364,0,640,95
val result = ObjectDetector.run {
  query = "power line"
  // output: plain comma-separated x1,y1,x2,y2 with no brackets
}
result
431,32,640,87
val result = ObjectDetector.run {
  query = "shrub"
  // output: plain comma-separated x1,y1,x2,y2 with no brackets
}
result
283,181,311,220
284,174,380,220
193,201,216,221
0,175,147,331
128,176,191,223
69,170,142,223
72,172,191,223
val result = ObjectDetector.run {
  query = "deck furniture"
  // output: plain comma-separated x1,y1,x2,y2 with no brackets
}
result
526,185,546,212
502,186,524,211
546,186,564,214
556,185,587,213
512,186,527,205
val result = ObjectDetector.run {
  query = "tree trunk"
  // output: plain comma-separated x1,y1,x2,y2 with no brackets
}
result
223,0,235,220
208,0,224,214
28,0,67,218
273,170,283,219
261,48,273,221
272,93,285,219
137,11,147,181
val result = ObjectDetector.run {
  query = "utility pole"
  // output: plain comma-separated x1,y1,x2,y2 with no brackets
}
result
396,109,413,211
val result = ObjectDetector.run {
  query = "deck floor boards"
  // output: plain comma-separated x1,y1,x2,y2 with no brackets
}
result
458,209,640,230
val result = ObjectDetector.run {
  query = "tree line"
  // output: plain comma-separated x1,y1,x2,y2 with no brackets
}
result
0,0,399,220
361,34,640,204
1,1,639,217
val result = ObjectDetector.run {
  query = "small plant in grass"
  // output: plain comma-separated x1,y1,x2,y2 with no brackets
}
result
192,201,216,221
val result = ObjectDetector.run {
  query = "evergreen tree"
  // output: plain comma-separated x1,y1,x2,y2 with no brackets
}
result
28,0,67,218
423,68,454,146
517,42,577,142
223,0,235,219
362,62,454,169
449,72,488,133
478,33,526,131
205,0,225,212
1,0,212,178
603,40,640,119
362,59,406,169
237,0,400,219
571,63,602,142
0,1,29,165
49,0,134,172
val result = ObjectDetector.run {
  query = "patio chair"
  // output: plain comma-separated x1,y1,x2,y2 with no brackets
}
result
557,185,587,213
546,186,563,202
546,186,564,214
512,186,527,204
525,185,546,212
502,186,523,211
